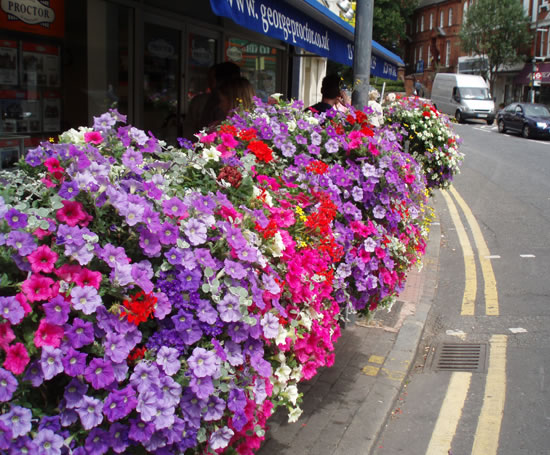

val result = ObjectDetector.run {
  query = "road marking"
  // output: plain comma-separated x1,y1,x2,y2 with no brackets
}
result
449,187,499,316
425,372,472,455
485,255,501,259
471,335,507,455
441,190,477,315
520,254,536,258
509,327,527,333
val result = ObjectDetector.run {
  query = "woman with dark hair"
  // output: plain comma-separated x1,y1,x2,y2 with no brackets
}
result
217,76,256,115
307,73,350,113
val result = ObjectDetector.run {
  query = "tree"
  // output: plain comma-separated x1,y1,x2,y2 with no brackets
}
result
459,0,532,89
372,0,417,57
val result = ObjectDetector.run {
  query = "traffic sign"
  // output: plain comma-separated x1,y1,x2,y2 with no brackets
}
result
534,71,542,80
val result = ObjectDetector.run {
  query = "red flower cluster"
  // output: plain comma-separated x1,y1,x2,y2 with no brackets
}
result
248,140,274,163
217,165,243,188
238,128,258,141
306,160,329,175
120,290,157,325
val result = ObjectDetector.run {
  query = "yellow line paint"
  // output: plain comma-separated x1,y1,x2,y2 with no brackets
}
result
441,190,477,315
449,186,499,316
471,335,507,455
362,365,380,376
368,355,385,365
425,372,472,455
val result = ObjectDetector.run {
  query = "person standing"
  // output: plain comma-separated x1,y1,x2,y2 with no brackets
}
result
307,74,350,113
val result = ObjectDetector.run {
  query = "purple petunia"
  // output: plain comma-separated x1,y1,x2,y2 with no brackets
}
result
189,374,214,400
261,312,280,339
4,208,27,229
58,180,79,199
184,218,207,246
217,294,242,323
85,427,111,455
70,286,102,315
0,405,32,438
43,295,71,325
162,197,186,217
33,428,64,455
64,378,88,409
0,296,24,324
62,348,87,378
223,258,247,279
65,318,94,348
109,422,130,453
156,346,180,376
187,347,219,378
209,426,234,451
40,346,64,380
6,230,36,256
76,395,103,430
84,358,115,390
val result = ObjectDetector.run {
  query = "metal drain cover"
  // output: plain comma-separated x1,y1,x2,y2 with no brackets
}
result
432,343,487,372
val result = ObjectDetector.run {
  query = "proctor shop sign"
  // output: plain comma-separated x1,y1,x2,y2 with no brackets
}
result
0,0,64,37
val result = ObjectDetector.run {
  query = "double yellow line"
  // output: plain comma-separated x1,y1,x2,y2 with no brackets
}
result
426,187,506,455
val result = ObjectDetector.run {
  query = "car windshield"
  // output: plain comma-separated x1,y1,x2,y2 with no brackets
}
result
523,104,550,117
458,87,491,100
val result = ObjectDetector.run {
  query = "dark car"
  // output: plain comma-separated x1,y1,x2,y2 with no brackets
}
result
496,102,550,138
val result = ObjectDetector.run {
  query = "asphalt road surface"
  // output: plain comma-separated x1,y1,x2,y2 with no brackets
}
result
372,120,550,455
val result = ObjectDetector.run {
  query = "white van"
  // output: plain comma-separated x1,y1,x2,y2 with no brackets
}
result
430,73,495,125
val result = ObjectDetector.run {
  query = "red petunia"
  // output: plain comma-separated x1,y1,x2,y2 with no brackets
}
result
248,140,274,163
120,290,157,325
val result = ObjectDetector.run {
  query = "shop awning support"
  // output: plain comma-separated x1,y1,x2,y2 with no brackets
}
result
352,0,374,109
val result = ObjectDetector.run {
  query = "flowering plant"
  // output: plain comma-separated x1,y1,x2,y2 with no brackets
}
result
198,97,430,316
0,109,343,454
383,95,464,191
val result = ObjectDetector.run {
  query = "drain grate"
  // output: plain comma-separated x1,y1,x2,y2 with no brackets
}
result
432,343,487,372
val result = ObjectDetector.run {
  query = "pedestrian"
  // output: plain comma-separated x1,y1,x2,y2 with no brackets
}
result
307,73,350,113
414,78,423,97
367,89,384,127
184,61,241,138
203,76,255,132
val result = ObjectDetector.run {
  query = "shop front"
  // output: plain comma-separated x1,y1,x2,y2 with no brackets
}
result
0,0,403,159
515,62,550,104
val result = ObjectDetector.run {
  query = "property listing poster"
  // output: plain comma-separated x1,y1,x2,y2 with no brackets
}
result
42,90,61,132
22,42,60,87
0,40,18,85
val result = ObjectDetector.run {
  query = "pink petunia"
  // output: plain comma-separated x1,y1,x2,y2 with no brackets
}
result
27,245,59,274
15,293,32,316
84,131,103,145
21,274,57,302
0,322,15,351
55,263,82,282
4,342,29,375
56,200,88,227
44,157,61,172
73,268,102,289
34,319,64,348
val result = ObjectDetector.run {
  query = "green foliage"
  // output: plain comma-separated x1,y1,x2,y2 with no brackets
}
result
459,0,532,86
373,0,418,56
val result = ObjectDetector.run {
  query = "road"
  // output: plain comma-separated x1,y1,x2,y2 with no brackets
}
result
372,121,550,454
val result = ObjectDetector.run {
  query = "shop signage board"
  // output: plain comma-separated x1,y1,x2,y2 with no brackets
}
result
0,0,64,38
210,0,399,80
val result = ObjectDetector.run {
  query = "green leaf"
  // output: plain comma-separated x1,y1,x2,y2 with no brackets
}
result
202,283,211,293
204,267,214,278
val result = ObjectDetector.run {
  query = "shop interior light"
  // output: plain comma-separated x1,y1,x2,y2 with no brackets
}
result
337,0,352,12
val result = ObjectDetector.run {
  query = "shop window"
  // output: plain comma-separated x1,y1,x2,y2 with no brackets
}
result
187,34,217,102
224,38,281,102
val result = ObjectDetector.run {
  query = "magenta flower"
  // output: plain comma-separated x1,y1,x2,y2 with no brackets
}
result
3,342,30,375
34,319,64,348
84,131,103,145
27,245,58,274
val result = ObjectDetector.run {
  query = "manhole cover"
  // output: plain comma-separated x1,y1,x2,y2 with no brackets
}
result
432,343,487,372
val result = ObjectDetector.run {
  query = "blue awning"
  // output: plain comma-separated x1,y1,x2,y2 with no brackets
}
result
210,0,403,80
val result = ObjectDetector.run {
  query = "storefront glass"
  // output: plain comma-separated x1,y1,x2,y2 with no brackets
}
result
225,37,281,102
143,23,181,144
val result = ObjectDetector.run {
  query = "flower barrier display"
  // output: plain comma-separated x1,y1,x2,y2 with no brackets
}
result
0,96,460,454
384,95,464,191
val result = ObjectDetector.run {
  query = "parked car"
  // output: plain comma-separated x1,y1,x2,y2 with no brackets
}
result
496,102,550,138
430,73,495,125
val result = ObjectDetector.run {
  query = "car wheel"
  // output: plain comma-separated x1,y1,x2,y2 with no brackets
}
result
455,110,463,123
522,124,531,138
498,120,506,133
486,118,494,126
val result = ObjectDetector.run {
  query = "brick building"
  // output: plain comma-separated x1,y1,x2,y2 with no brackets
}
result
405,0,472,96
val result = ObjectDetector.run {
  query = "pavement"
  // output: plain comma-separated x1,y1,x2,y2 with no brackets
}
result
258,218,441,455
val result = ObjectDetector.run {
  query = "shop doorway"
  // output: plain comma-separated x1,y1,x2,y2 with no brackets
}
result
143,21,182,144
